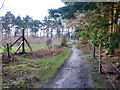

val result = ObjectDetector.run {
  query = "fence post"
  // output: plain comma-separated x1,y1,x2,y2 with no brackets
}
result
22,29,25,53
93,43,96,59
7,43,10,58
99,43,102,73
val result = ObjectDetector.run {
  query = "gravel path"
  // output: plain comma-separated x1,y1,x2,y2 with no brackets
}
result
44,45,92,88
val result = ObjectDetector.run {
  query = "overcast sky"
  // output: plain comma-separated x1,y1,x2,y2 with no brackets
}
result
0,0,65,20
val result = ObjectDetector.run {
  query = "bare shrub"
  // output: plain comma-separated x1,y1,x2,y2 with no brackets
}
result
61,34,67,46
46,38,52,48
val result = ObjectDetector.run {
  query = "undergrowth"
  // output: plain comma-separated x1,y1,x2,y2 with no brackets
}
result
83,50,105,88
2,45,72,88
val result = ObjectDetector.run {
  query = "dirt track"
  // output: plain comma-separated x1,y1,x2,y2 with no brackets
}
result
44,45,92,88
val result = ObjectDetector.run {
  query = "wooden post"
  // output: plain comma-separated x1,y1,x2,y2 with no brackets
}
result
99,43,102,73
22,29,25,53
89,40,91,50
7,43,10,58
93,43,95,59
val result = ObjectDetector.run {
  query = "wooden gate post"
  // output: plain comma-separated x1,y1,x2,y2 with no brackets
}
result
93,43,96,59
99,43,102,73
7,43,11,58
22,29,25,53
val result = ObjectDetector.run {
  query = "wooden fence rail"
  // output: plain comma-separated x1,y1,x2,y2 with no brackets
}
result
14,41,23,54
10,36,22,47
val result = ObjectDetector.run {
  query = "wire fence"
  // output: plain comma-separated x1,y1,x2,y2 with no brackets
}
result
100,55,120,89
101,64,116,89
105,56,120,73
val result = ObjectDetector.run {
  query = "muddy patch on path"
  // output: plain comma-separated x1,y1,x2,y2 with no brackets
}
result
43,45,92,88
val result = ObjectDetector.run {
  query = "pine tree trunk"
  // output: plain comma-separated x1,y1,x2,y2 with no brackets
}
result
51,29,53,38
112,3,118,32
40,32,41,37
108,3,118,54
110,3,114,33
68,28,70,41
62,26,64,34
27,23,28,36
47,26,49,38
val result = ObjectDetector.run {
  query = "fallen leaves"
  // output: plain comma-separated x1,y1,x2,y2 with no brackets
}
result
27,47,63,59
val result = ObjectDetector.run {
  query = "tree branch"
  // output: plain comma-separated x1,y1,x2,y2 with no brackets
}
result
0,0,5,10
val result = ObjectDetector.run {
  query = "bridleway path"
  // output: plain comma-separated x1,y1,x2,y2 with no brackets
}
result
44,45,92,88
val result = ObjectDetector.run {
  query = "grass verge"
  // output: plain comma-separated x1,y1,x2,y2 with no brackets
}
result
83,51,105,88
74,43,78,49
0,44,45,53
2,46,72,88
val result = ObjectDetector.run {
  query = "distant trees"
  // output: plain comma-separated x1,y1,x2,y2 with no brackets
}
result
48,7,78,41
15,16,23,29
48,9,63,38
31,20,41,37
2,11,15,37
23,15,33,36
42,11,64,38
42,16,51,38
2,10,67,38
2,12,42,37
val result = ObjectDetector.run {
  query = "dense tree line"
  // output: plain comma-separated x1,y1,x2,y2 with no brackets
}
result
48,2,120,55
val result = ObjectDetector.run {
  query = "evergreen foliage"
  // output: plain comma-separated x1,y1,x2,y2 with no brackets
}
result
50,2,120,54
